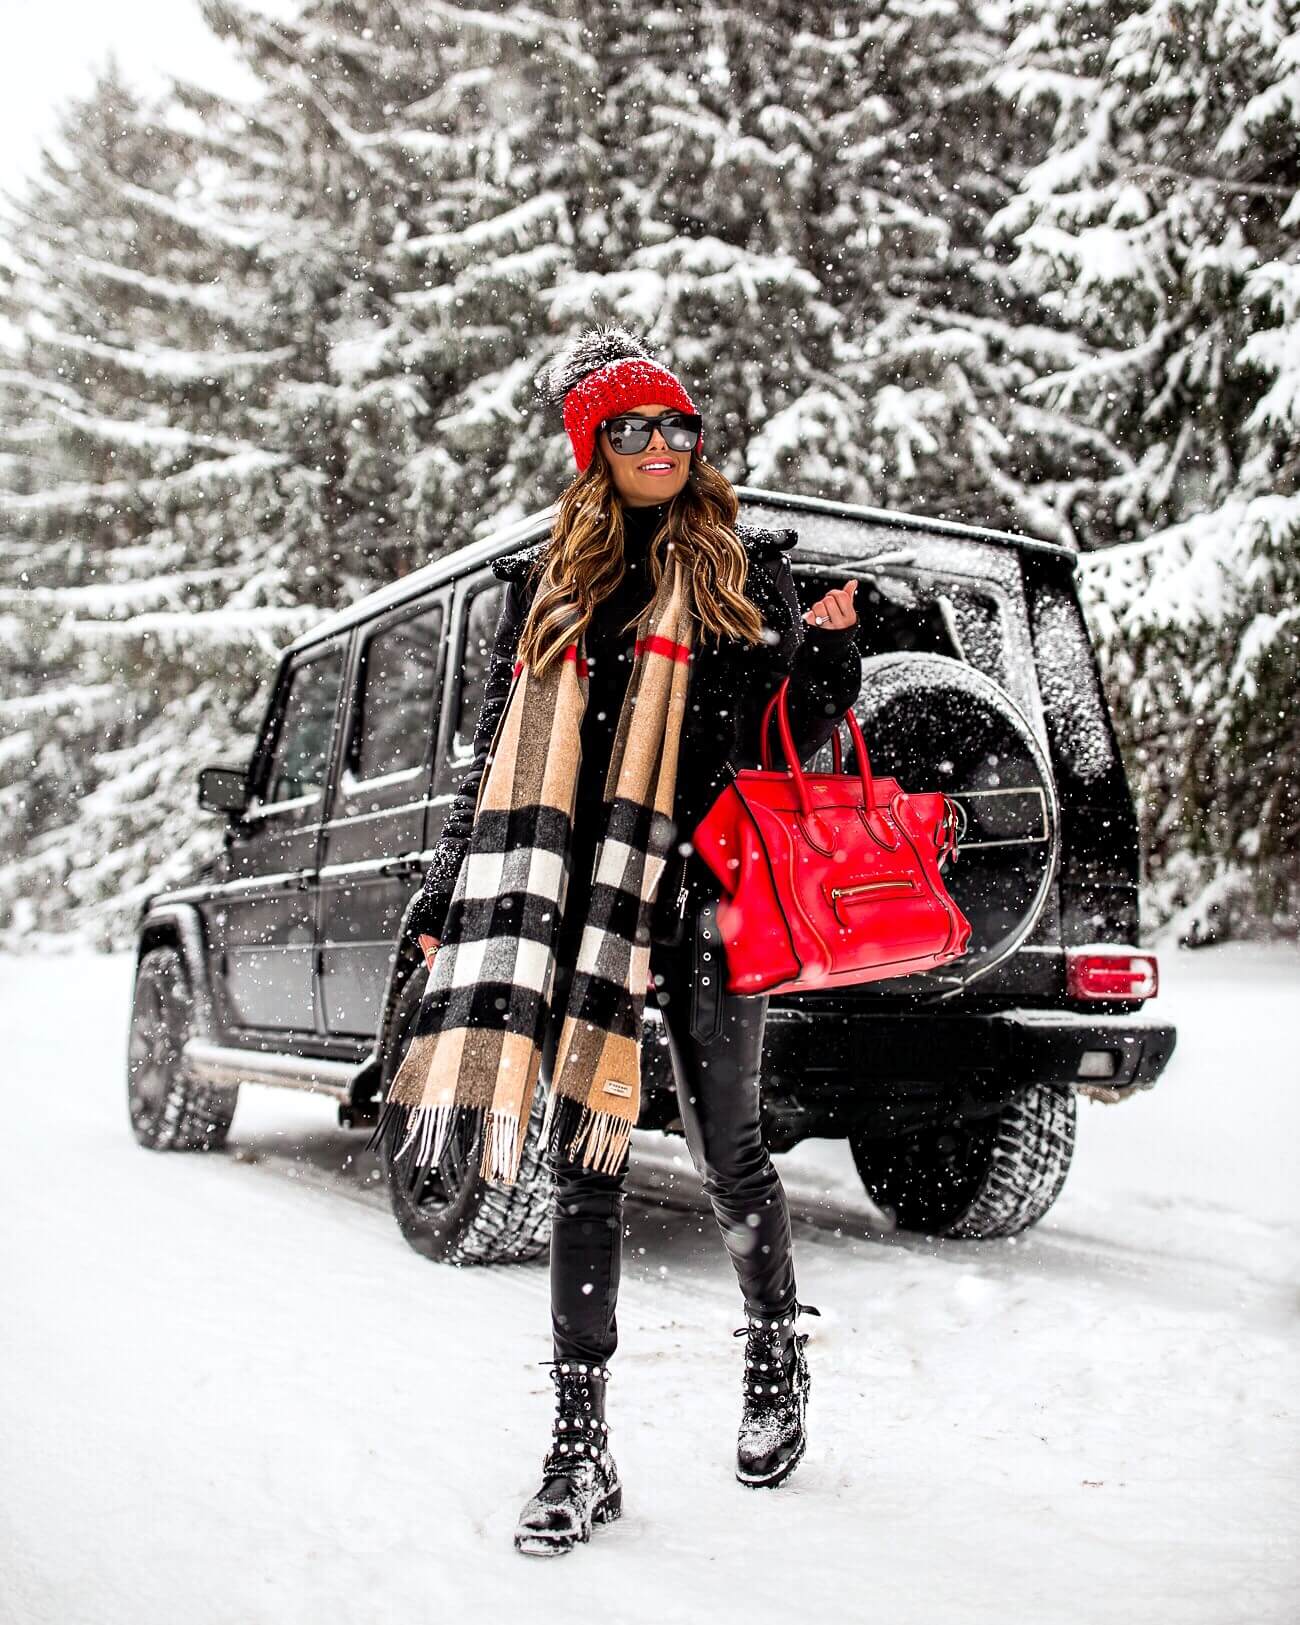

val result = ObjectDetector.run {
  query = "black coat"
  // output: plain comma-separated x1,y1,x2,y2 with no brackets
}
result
403,521,863,948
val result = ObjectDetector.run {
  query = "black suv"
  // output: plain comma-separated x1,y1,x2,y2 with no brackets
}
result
126,489,1176,1265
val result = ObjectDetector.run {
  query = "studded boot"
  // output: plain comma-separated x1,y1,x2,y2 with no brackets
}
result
514,1360,622,1556
733,1302,820,1487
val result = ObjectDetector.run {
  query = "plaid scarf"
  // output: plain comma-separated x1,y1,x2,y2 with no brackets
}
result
368,545,696,1187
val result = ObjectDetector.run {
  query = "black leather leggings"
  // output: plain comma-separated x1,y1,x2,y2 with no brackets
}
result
543,894,798,1365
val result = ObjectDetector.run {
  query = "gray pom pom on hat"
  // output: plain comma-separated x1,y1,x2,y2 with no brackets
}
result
532,323,657,409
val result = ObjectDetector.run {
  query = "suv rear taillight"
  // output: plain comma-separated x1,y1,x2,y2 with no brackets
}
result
1065,948,1159,1001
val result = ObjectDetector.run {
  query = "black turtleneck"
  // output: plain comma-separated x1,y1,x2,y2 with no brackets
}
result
583,496,669,730
580,498,669,776
596,497,668,610
619,496,672,549
555,498,671,958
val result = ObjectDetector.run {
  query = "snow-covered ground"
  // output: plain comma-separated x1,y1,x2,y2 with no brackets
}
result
2,943,1296,1624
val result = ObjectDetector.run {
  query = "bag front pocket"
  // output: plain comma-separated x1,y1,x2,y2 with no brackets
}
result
824,875,920,929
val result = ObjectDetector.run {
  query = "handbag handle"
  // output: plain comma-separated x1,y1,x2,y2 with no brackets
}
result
759,677,877,815
828,719,867,779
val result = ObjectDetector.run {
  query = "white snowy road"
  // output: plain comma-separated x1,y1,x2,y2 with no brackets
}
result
2,944,1296,1625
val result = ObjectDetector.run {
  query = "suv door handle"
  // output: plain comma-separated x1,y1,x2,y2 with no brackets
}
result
379,851,423,879
295,869,314,890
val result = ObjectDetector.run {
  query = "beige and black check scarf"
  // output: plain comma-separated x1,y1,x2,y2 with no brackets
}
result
367,546,695,1186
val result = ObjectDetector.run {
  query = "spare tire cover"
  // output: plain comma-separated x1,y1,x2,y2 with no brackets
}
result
817,653,1060,991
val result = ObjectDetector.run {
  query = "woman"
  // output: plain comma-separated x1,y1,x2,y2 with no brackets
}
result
375,325,862,1555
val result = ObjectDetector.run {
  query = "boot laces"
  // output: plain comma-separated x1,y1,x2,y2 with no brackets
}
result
537,1358,611,1466
732,1302,819,1403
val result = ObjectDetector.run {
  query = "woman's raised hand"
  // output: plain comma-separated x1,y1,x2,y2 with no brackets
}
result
804,578,858,631
418,933,440,970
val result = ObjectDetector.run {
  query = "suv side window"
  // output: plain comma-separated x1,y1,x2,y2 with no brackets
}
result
257,645,345,808
452,579,507,758
348,602,445,784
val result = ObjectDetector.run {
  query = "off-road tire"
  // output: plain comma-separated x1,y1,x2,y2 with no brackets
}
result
851,1082,1076,1239
378,966,552,1266
127,944,238,1152
841,653,1061,992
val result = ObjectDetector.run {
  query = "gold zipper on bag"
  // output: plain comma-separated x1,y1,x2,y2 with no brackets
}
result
828,879,917,901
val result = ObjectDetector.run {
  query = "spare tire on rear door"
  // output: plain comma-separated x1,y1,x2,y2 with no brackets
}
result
831,652,1060,996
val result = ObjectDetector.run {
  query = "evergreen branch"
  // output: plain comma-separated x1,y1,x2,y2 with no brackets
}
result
33,327,296,386
1125,162,1294,199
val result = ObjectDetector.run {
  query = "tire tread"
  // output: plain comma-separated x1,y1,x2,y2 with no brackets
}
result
380,968,552,1267
128,945,238,1153
445,1083,553,1265
946,1083,1076,1239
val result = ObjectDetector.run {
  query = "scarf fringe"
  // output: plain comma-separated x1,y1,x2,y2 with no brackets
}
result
363,1096,489,1195
396,1099,461,1173
367,1090,630,1186
542,1090,633,1176
362,1094,405,1156
481,1106,525,1184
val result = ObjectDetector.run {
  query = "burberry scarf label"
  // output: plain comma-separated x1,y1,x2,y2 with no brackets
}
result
368,547,695,1187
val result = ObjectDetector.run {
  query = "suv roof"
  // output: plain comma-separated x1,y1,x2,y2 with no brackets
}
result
288,484,1075,656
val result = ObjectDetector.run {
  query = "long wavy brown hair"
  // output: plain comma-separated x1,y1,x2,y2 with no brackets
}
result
515,451,767,679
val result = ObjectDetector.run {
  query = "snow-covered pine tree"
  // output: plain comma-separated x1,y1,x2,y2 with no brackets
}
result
2,0,1040,945
194,0,577,556
987,0,1299,936
7,0,1286,945
0,71,326,945
196,1,878,525
200,0,1074,535
0,5,597,945
567,2,1076,534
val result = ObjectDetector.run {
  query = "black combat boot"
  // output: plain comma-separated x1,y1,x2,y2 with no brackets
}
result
732,1302,820,1487
514,1359,622,1556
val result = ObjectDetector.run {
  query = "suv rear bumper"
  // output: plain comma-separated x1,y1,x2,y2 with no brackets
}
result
757,1004,1177,1095
637,1002,1177,1148
977,1007,1175,1092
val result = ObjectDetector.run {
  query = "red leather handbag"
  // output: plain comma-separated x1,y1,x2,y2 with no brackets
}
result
691,677,971,995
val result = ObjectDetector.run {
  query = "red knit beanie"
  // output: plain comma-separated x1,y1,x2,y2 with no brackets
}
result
534,325,703,474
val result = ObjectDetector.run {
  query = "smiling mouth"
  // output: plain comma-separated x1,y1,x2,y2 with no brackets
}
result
638,461,675,472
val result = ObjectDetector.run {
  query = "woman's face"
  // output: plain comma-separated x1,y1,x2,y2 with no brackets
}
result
598,400,693,508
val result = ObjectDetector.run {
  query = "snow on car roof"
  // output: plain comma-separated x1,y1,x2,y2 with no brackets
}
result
286,485,1073,656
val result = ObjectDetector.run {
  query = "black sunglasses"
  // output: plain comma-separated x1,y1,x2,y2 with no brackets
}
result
599,410,702,455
